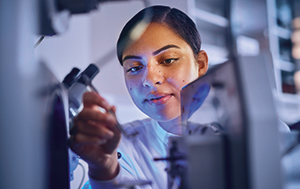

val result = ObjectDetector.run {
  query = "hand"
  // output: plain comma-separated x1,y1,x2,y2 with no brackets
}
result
69,91,121,180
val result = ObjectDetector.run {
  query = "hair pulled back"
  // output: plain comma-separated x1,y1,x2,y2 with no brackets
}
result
116,5,201,65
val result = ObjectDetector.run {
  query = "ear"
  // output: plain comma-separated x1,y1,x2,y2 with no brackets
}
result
196,50,209,77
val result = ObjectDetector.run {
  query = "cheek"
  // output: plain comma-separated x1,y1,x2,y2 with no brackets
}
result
125,79,134,93
184,65,199,83
166,76,187,92
167,69,196,89
125,78,142,101
167,60,198,87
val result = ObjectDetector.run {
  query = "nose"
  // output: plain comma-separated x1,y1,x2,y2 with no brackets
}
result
142,63,163,88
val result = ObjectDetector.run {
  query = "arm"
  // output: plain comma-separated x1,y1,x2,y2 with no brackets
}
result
69,91,121,181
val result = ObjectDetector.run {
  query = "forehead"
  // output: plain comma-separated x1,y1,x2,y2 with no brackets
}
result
123,23,190,57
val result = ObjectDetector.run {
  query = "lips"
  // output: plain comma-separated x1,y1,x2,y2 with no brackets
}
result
144,93,174,105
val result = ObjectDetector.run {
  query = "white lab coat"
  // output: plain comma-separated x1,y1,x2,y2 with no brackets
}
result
88,118,179,189
85,118,290,189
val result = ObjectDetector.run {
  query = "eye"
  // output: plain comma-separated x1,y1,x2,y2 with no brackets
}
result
127,65,143,73
161,58,178,65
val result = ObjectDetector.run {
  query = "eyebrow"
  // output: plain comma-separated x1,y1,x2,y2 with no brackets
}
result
122,55,142,62
152,44,181,55
122,44,181,62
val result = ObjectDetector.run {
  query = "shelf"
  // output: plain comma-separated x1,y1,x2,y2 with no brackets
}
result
275,91,300,105
194,0,225,11
271,26,291,39
279,59,296,72
202,43,228,65
191,8,228,28
187,1,229,66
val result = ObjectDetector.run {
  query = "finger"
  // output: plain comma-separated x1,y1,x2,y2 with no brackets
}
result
75,119,114,139
76,108,116,125
82,91,112,111
106,106,122,134
70,133,107,147
111,105,117,114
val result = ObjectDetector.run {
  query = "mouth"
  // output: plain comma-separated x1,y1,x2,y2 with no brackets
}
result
144,93,174,105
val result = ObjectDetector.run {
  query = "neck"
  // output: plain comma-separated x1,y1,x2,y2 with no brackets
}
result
157,116,183,135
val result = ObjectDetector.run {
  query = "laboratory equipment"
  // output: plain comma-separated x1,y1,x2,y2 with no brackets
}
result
161,55,283,189
0,0,149,188
63,64,99,118
39,0,150,35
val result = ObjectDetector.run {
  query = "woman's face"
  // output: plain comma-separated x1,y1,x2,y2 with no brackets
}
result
122,23,208,122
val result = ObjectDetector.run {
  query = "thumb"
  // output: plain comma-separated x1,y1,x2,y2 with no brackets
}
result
82,91,112,111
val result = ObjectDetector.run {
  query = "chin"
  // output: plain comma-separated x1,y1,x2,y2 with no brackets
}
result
143,106,178,121
150,113,180,123
137,103,181,122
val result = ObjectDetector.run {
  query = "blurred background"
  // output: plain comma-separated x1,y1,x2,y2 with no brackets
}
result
34,0,300,125
1,0,300,188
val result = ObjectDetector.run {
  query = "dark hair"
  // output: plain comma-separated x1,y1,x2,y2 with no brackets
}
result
116,5,201,65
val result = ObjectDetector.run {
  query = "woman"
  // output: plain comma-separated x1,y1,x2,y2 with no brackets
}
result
69,5,209,188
